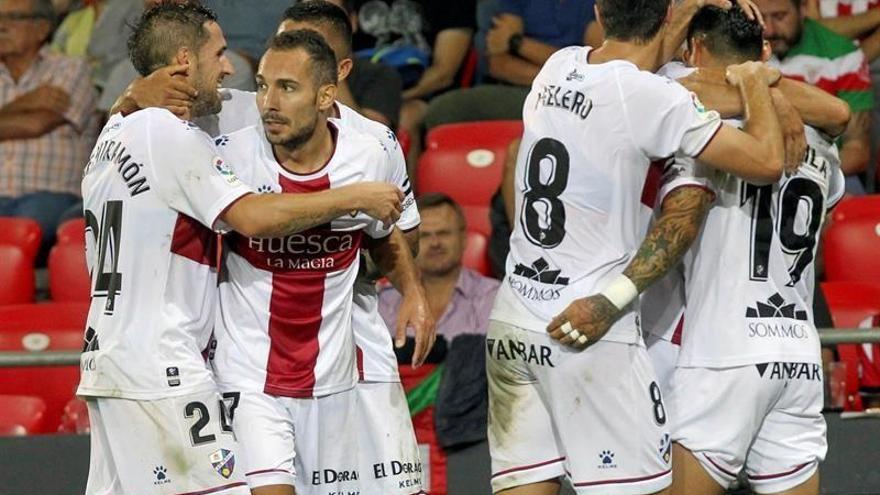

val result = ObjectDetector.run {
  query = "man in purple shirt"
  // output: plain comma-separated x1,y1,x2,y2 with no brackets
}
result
379,193,499,340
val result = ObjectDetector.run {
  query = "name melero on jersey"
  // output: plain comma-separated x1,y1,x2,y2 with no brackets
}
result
86,139,150,197
535,83,593,120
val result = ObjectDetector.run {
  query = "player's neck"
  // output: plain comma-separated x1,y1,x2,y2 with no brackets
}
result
272,120,335,175
589,38,664,72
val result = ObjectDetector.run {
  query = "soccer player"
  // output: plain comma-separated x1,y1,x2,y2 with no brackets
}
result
209,30,433,495
79,5,404,494
276,4,427,493
486,0,789,492
116,3,430,492
658,7,844,495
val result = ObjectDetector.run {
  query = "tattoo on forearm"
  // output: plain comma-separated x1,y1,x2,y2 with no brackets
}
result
623,186,713,292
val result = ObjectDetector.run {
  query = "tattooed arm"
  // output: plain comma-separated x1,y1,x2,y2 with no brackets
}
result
546,185,714,348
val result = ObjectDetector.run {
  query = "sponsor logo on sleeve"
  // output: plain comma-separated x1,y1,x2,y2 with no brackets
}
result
213,156,241,186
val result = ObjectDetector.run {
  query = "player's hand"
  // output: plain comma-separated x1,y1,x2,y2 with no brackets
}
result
395,287,436,368
9,85,70,113
486,14,523,56
126,63,198,119
351,182,404,228
725,61,770,87
546,295,620,350
700,0,763,26
771,90,806,174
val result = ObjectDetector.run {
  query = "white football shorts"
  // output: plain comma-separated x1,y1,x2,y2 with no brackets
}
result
355,381,425,494
85,389,248,495
487,320,672,494
670,363,827,494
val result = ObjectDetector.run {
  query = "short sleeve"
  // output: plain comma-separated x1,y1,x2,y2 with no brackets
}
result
827,164,845,212
144,112,253,230
383,133,420,231
657,153,718,207
625,76,722,160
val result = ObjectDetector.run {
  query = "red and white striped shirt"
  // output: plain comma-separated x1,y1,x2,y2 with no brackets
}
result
211,120,395,398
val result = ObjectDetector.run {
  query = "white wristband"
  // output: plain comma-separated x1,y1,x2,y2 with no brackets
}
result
599,274,639,310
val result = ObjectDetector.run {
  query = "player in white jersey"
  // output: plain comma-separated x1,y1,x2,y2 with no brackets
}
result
81,6,406,495
650,7,847,495
114,4,428,491
209,31,433,495
486,0,793,493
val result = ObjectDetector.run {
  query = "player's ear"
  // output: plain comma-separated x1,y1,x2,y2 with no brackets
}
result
175,47,192,67
338,58,353,81
761,40,772,62
593,4,604,32
317,83,337,111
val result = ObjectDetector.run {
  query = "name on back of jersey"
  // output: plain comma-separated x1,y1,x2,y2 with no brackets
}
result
87,139,150,197
535,83,593,120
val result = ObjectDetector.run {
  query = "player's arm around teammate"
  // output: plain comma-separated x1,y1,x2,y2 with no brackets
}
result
547,60,784,348
367,228,436,367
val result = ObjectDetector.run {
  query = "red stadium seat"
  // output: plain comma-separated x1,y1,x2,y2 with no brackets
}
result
823,216,880,282
58,398,90,434
822,282,880,329
462,205,491,237
417,121,523,208
0,217,41,263
48,242,91,302
821,282,880,411
56,218,86,245
0,244,35,305
462,231,491,276
0,366,80,433
0,328,83,352
0,302,89,332
831,195,880,223
0,395,47,436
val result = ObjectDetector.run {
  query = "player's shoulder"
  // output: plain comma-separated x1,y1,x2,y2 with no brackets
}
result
335,119,386,155
121,108,214,147
536,45,589,80
334,102,401,150
214,124,264,156
656,61,695,81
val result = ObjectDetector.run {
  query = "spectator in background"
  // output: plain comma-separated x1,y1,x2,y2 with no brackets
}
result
50,0,142,90
96,0,254,114
423,0,593,133
801,0,880,191
0,0,97,250
757,0,874,194
379,193,499,339
283,0,402,127
351,0,476,171
201,0,291,67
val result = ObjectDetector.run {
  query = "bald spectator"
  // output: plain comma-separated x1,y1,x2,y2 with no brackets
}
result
0,0,97,250
379,193,499,340
757,0,874,193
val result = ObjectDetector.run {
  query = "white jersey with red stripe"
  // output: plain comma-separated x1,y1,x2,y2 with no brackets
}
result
490,46,722,344
209,91,418,383
661,123,845,367
212,121,395,398
820,0,880,17
78,108,253,400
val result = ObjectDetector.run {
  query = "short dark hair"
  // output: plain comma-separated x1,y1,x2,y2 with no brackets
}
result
282,1,353,56
128,2,218,77
596,0,670,43
267,29,339,87
416,193,466,229
687,4,763,62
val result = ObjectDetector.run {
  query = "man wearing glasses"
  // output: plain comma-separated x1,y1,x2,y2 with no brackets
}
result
0,0,97,252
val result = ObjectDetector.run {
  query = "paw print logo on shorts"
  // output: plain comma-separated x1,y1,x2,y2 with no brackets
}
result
598,450,617,469
257,184,274,194
153,466,171,485
214,135,230,147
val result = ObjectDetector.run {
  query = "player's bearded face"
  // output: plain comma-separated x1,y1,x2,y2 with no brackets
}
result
260,94,319,150
191,22,232,117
